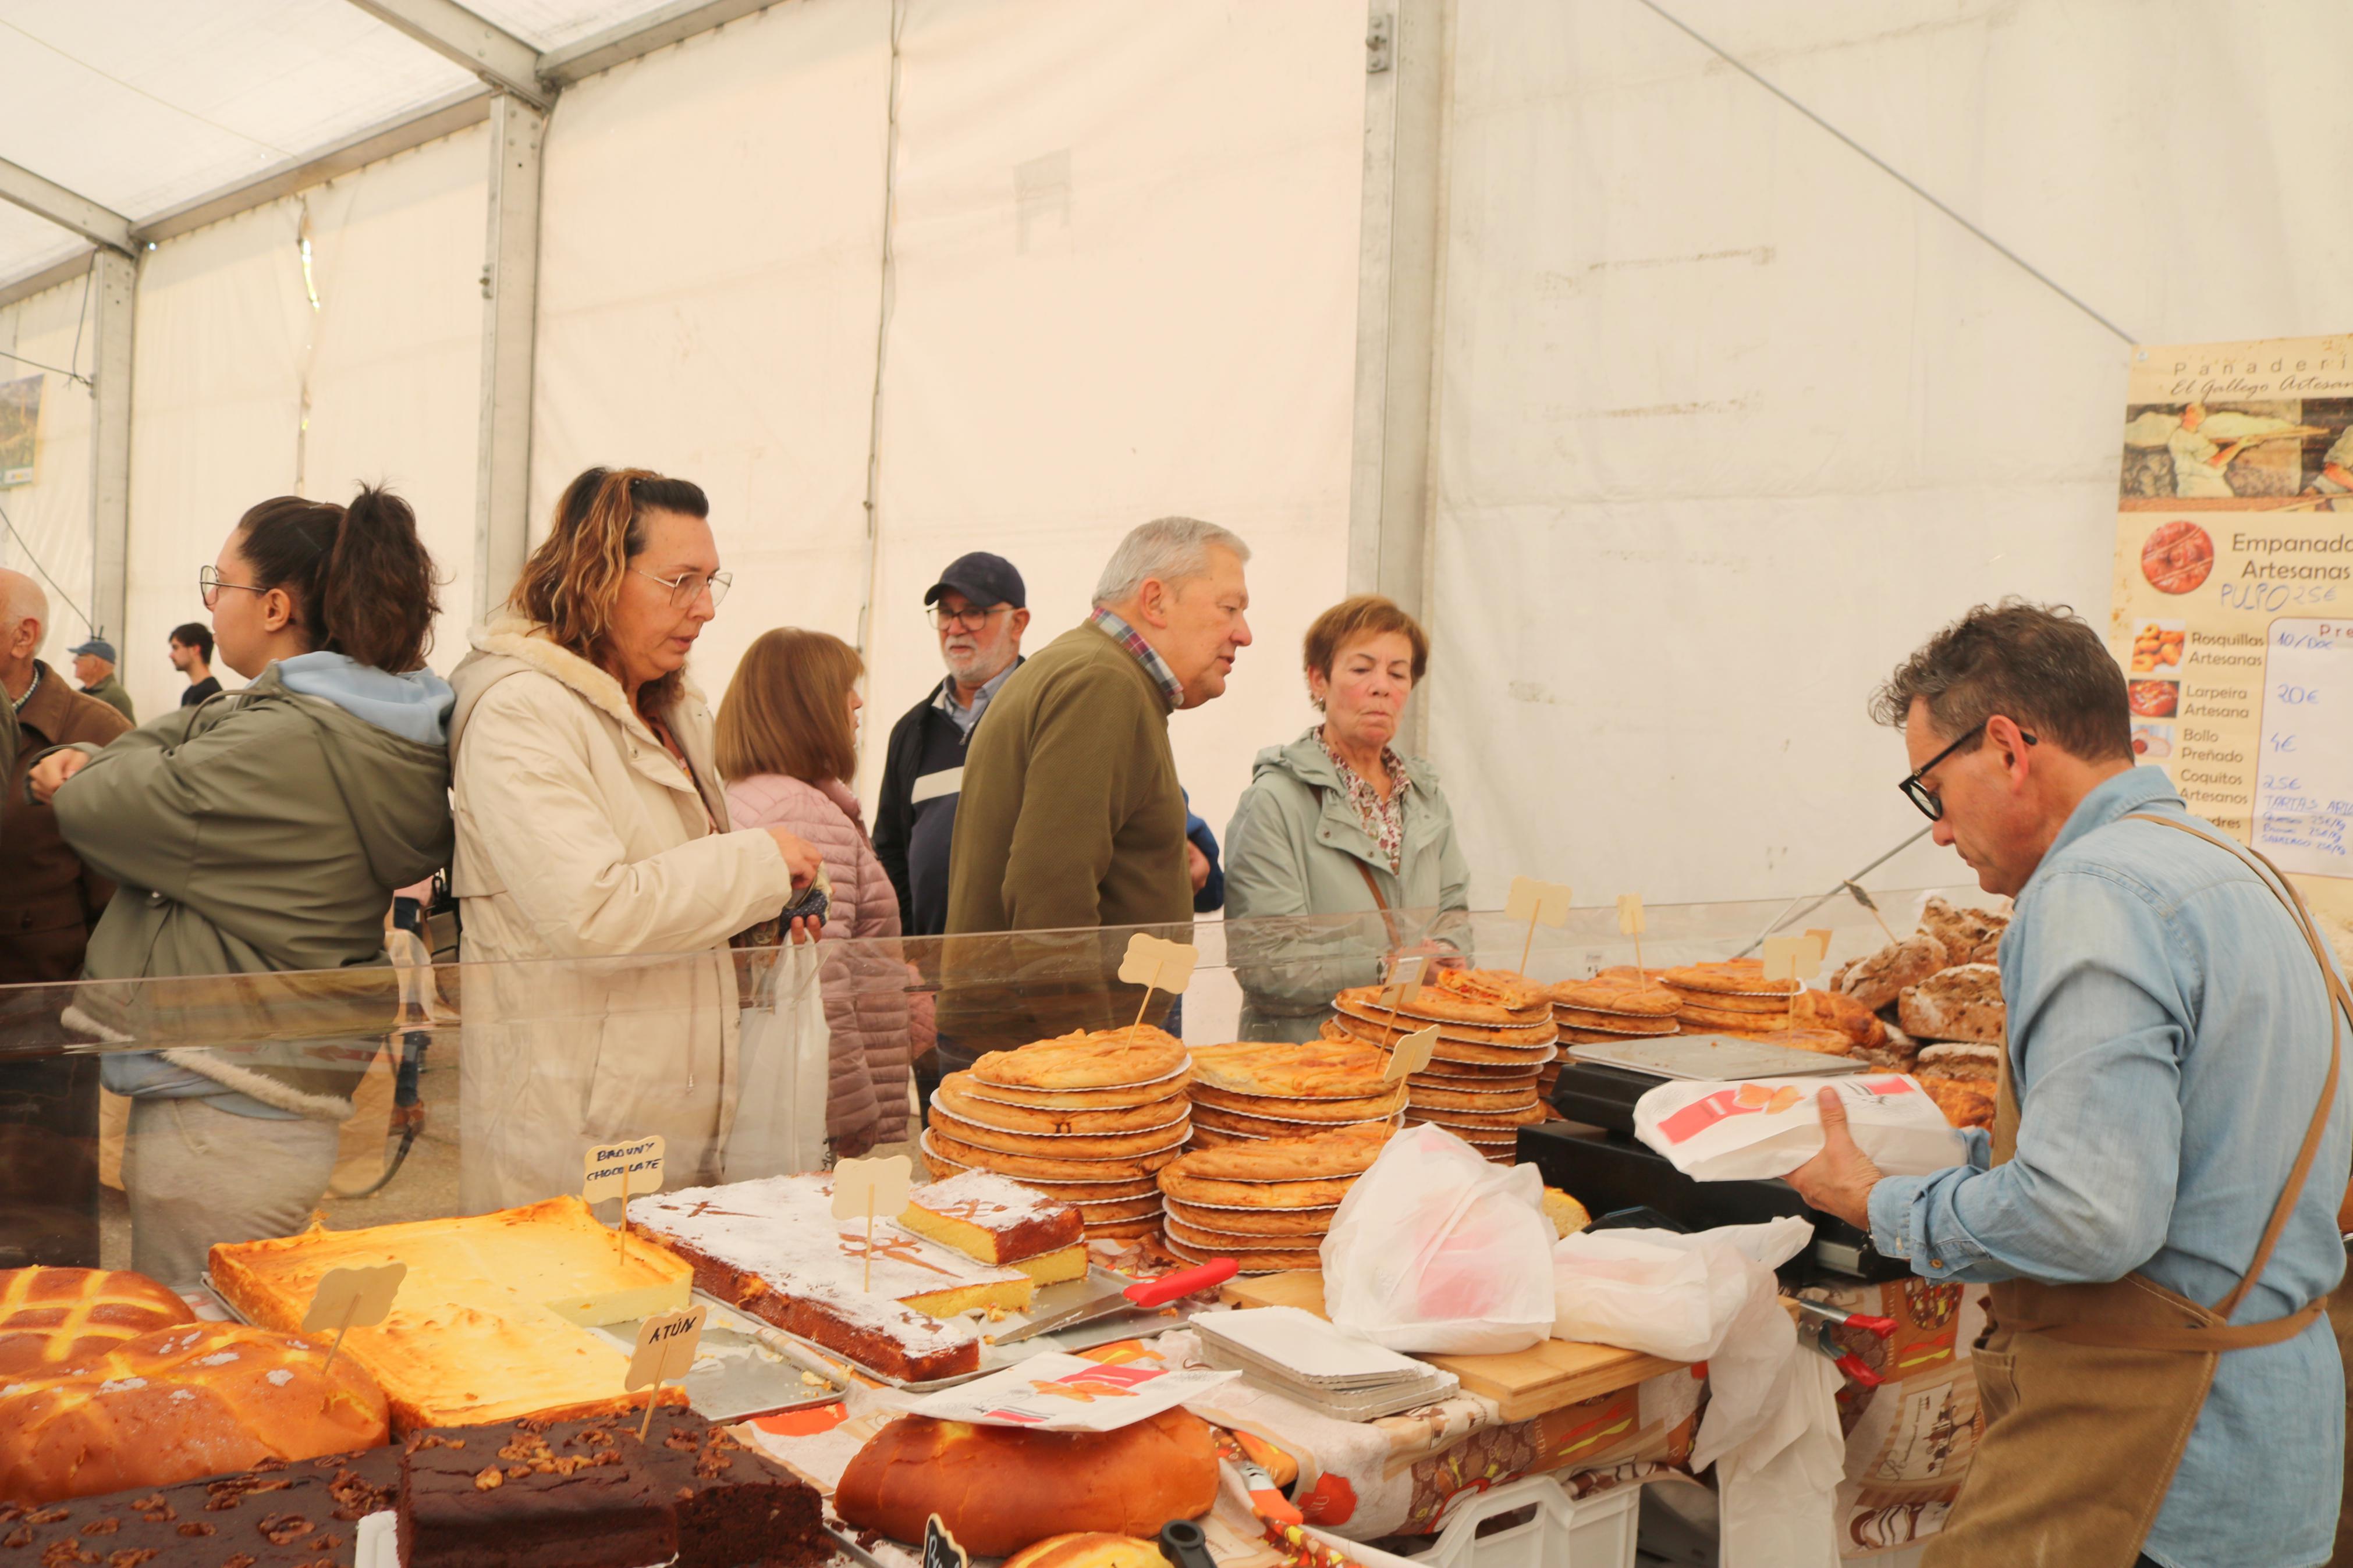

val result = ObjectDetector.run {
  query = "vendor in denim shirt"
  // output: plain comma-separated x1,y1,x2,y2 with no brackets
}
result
1790,601,2350,1568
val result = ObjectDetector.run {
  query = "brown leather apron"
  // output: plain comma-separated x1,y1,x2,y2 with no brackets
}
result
1925,815,2349,1567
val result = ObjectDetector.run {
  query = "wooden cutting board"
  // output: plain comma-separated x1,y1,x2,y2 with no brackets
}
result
1217,1271,1685,1423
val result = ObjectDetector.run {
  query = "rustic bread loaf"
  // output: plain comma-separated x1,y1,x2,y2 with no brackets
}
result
1835,934,1950,1012
1919,897,2010,966
0,1267,196,1377
1897,964,2006,1045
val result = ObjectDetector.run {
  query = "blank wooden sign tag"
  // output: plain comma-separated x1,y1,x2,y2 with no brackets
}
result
1617,894,1647,969
1759,936,1819,984
832,1154,914,1293
1507,876,1574,973
626,1303,708,1439
1383,1023,1440,1082
1119,932,1200,1029
303,1261,404,1394
1376,953,1428,1048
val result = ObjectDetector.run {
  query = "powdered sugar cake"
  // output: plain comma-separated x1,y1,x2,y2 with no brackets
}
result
897,1169,1085,1279
627,1175,1034,1383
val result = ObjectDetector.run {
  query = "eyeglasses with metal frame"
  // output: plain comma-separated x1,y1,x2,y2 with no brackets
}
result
631,567,732,609
197,564,265,609
1898,720,2036,820
931,602,1009,632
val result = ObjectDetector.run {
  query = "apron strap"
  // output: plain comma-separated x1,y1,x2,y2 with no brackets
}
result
2122,812,2346,1320
2017,1296,2326,1352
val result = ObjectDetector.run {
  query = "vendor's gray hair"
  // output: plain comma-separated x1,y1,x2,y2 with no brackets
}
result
1092,517,1250,607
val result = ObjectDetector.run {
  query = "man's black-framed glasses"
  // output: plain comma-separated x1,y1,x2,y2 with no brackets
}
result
1898,720,2036,820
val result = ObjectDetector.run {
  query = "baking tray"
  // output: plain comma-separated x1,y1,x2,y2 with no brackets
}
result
748,1263,1198,1392
199,1277,852,1424
1563,1033,1865,1080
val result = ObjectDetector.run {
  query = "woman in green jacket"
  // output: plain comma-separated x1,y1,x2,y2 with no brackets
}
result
1222,595,1470,1041
31,488,453,1285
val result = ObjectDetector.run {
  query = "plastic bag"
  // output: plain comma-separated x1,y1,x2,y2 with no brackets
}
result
722,940,831,1181
1632,1072,1965,1182
1550,1217,1812,1362
1319,1123,1555,1354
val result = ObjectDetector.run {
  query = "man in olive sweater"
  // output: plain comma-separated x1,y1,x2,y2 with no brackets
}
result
942,518,1253,1059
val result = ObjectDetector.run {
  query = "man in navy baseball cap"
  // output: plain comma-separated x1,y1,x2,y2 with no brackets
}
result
874,552,1032,948
67,637,134,724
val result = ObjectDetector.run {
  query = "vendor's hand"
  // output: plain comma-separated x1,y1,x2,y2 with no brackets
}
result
787,913,822,945
27,748,88,804
764,827,823,888
1786,1089,1883,1230
1186,840,1212,894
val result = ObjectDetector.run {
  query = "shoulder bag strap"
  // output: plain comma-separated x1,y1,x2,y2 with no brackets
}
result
2123,812,2345,1316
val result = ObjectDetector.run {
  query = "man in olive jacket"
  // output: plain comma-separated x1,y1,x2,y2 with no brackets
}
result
941,518,1252,1061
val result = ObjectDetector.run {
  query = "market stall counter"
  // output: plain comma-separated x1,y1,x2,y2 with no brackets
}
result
0,890,2003,1565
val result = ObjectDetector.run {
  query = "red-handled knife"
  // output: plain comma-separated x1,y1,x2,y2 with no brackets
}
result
995,1258,1238,1345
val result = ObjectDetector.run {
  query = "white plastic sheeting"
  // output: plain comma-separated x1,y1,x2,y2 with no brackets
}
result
0,275,95,670
1425,0,2353,906
116,127,485,718
532,0,1367,839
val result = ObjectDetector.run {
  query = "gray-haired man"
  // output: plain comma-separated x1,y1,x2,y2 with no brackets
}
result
939,518,1251,1053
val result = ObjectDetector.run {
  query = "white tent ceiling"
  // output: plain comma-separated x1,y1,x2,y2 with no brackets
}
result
0,0,697,283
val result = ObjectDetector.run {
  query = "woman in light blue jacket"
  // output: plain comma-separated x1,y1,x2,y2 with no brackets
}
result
1222,596,1470,1041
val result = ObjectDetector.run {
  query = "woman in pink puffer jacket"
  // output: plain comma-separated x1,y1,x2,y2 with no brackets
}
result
717,629,923,1153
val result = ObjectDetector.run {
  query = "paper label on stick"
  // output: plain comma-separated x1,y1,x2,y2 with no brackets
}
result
1804,927,1833,957
301,1262,405,1334
1616,894,1647,937
584,1135,665,1204
1506,876,1575,925
1379,952,1428,1012
831,1154,914,1222
624,1304,708,1391
1117,931,1200,996
1383,1023,1440,1082
1760,936,1825,986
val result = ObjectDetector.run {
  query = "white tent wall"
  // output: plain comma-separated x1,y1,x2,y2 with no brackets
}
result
531,0,1367,845
862,0,1366,838
1424,0,2353,908
527,0,895,712
120,127,486,719
0,275,98,674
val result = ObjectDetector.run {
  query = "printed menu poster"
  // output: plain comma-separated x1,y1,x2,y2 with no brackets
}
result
2111,334,2353,929
0,374,39,486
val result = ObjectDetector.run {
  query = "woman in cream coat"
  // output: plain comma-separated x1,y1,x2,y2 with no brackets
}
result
449,468,821,1212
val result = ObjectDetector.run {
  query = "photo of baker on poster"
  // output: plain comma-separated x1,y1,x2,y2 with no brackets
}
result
2120,395,2353,507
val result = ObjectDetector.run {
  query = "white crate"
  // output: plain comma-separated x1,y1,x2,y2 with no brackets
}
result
1414,1477,1642,1568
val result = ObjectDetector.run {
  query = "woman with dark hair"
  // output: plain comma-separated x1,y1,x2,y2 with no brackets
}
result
28,486,455,1284
718,628,921,1160
447,467,822,1211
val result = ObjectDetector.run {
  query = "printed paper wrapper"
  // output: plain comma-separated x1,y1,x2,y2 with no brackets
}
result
1634,1073,1967,1181
907,1349,1237,1430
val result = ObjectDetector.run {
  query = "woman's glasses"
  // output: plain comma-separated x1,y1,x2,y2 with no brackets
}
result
197,564,264,609
631,568,733,609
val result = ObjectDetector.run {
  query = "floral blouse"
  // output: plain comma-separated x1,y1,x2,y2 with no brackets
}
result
1312,727,1412,874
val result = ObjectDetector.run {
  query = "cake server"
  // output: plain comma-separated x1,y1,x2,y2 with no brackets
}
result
993,1258,1238,1345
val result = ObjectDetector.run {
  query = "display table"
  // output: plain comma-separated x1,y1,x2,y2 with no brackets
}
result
1218,1271,1684,1422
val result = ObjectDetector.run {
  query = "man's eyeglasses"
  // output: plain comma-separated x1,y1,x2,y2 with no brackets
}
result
631,568,732,609
198,564,264,609
1898,720,2036,820
932,602,1008,632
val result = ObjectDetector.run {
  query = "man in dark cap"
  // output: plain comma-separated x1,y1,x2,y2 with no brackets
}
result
68,637,134,724
874,552,1030,941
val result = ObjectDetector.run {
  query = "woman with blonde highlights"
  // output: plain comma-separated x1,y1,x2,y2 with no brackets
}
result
446,466,822,1210
719,628,922,1158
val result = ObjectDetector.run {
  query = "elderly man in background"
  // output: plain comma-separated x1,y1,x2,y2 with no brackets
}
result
0,569,132,1267
940,518,1252,1064
874,552,1031,941
68,636,134,724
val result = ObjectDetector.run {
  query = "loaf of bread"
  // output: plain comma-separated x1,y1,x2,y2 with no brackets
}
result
0,1267,196,1375
1919,897,2010,967
1790,989,1888,1051
1897,964,2006,1046
1921,1078,1996,1130
1003,1535,1173,1568
0,1320,389,1503
1835,935,1949,1012
834,1409,1218,1557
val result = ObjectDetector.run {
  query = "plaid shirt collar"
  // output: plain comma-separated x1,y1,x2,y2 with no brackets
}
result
1089,607,1184,712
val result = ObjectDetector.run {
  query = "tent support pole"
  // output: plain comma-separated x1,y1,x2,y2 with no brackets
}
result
474,92,545,623
87,249,136,645
1346,0,1450,755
